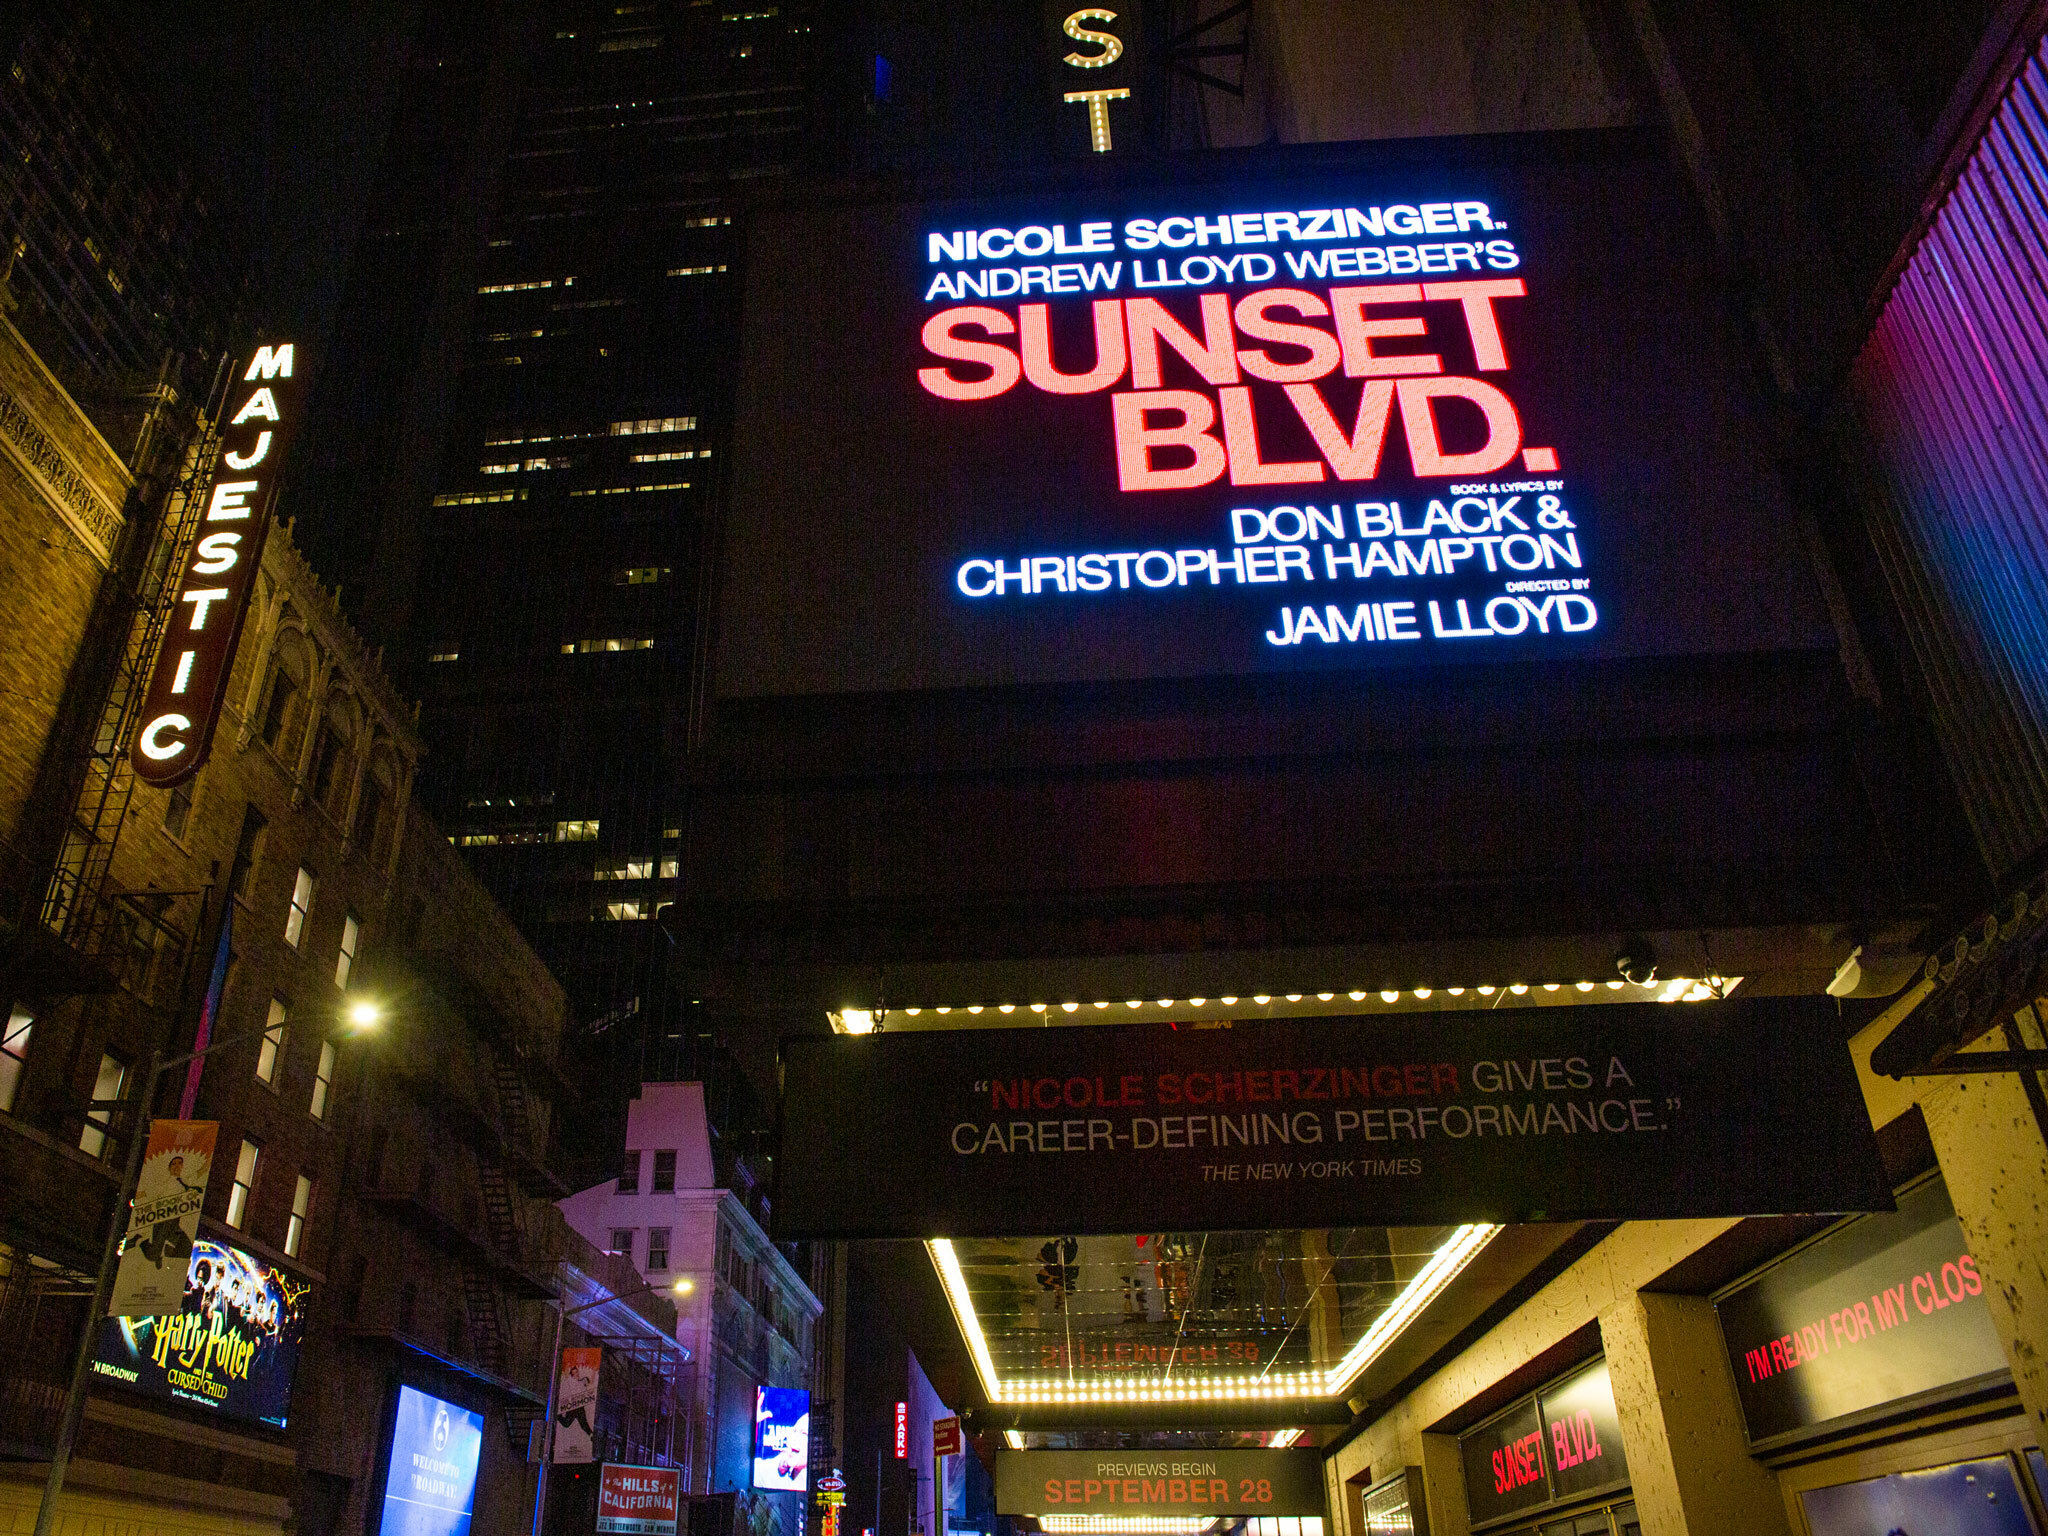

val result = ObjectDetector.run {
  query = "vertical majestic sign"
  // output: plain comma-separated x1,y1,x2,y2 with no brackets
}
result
110,1119,217,1316
132,344,304,789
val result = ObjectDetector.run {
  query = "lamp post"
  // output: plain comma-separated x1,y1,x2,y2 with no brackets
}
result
32,998,384,1536
532,1273,694,1536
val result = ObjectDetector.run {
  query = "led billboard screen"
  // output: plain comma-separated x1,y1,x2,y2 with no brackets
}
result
379,1386,484,1536
723,142,1831,697
93,1236,308,1428
752,1385,810,1491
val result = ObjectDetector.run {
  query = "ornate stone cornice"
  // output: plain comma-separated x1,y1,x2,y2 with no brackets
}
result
0,384,124,565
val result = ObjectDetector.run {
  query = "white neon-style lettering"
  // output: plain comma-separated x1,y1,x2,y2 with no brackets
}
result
138,715,192,761
171,650,197,693
181,588,232,630
192,532,243,574
224,430,273,469
207,480,261,520
232,388,281,425
243,344,295,379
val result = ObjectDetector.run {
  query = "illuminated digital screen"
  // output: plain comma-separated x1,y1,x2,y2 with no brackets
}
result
379,1386,484,1536
752,1385,810,1491
93,1236,308,1428
723,144,1831,697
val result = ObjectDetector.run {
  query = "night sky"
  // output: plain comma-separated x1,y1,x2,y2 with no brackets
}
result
104,0,415,351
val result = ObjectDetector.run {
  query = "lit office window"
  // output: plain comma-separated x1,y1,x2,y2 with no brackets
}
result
335,915,360,989
603,902,650,921
477,278,557,294
256,998,287,1085
648,1228,671,1270
610,1229,635,1261
664,265,728,277
618,566,671,585
79,1053,126,1158
226,1139,261,1229
0,1007,32,1113
311,1042,337,1121
628,449,708,463
682,216,730,228
561,638,655,653
556,820,600,841
610,416,696,435
285,867,315,947
285,1175,313,1258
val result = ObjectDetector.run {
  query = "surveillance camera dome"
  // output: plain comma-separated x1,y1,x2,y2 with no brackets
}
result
1614,942,1658,987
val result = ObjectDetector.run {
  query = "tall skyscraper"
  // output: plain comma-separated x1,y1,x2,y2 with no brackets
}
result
298,1,820,1176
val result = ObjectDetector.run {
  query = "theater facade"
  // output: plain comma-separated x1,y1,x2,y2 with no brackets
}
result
674,7,2048,1535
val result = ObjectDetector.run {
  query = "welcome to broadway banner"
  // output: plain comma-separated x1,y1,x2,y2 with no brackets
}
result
775,996,1889,1238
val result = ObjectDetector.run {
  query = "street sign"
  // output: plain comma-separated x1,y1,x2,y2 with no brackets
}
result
934,1418,962,1457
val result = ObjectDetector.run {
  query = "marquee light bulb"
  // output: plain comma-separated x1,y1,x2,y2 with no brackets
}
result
1220,995,1238,1004
1062,1001,1079,1012
1413,987,1432,998
1094,1001,1110,1009
1189,997,1207,1006
1576,981,1595,991
1349,990,1365,1000
1000,1003,1016,1013
1380,990,1399,1003
1285,994,1302,1002
1510,983,1529,994
1448,987,1465,995
1478,984,1496,994
1317,992,1333,1001
968,1005,983,1014
1254,994,1271,1004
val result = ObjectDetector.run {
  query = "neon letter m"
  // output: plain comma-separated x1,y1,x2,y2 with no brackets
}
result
244,345,294,380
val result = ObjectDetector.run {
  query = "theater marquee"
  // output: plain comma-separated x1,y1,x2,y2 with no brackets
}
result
723,140,1832,697
774,997,1888,1239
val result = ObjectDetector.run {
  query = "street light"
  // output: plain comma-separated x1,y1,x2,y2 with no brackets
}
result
533,1273,696,1536
34,998,382,1536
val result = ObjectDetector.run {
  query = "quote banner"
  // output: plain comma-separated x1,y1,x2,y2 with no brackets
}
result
775,996,1889,1238
111,1120,217,1316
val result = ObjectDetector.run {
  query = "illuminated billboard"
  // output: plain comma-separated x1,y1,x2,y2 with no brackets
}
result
723,144,1831,697
379,1386,484,1536
752,1385,810,1491
93,1236,308,1428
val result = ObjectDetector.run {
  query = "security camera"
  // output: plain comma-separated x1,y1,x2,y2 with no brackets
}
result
1615,943,1658,987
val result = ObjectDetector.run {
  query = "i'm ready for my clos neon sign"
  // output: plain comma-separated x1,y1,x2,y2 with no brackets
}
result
132,347,302,788
916,198,1600,650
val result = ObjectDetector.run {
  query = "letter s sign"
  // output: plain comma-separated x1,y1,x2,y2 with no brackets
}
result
1063,8,1123,68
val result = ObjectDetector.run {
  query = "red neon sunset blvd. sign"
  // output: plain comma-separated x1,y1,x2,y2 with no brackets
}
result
919,281,1554,490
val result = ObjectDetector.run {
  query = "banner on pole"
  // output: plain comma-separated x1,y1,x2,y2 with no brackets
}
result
111,1120,217,1316
553,1346,602,1463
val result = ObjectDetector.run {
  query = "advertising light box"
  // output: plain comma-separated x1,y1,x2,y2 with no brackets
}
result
93,1236,308,1428
774,996,1890,1240
378,1386,484,1536
723,140,1831,698
753,1385,810,1491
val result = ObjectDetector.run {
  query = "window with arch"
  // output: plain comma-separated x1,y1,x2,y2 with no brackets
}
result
358,753,398,864
312,696,362,819
259,636,311,757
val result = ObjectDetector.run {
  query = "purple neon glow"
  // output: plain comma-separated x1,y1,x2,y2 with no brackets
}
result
1848,35,2048,875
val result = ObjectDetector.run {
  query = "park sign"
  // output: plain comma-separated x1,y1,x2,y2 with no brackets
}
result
773,996,1889,1239
132,344,304,789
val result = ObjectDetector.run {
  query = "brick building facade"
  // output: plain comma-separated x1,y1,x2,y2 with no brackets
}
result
0,309,665,1536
